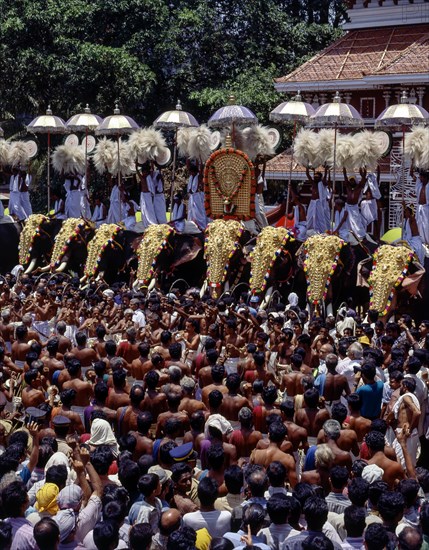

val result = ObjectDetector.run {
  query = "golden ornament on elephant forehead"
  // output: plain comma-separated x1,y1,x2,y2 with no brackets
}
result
369,244,414,316
250,226,294,294
203,147,256,220
136,224,174,284
204,219,243,288
50,218,89,269
303,234,345,306
84,224,122,279
18,214,48,266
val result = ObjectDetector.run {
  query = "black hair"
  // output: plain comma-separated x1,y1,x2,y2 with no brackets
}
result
210,538,234,550
138,455,154,475
368,480,388,507
90,446,114,476
36,445,54,469
226,373,241,392
113,368,127,388
303,388,320,408
303,497,328,531
242,503,265,530
262,385,278,405
421,501,429,536
344,505,366,538
9,430,29,449
0,520,12,548
24,368,39,386
377,491,405,522
350,459,367,478
105,340,117,356
130,384,145,407
159,441,177,466
211,364,225,383
397,526,423,550
167,527,197,550
266,493,291,525
364,523,388,550
302,534,333,550
118,458,139,494
293,482,315,508
348,477,369,507
60,388,76,407
94,361,106,377
197,477,218,507
207,444,224,471
46,338,59,355
66,358,81,376
266,461,287,488
171,462,192,483
269,422,287,443
145,370,159,390
33,517,59,550
0,480,28,517
164,418,182,437
329,465,349,490
45,464,68,489
331,403,348,424
247,470,268,498
253,351,266,367
365,430,385,452
75,331,87,346
223,465,243,495
129,523,153,550
169,343,182,360
138,473,160,497
94,381,109,403
208,389,223,409
93,520,120,550
95,325,107,339
398,478,420,508
40,436,58,453
136,411,153,435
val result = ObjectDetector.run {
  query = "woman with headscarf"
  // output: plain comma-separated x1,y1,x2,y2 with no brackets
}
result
87,419,119,457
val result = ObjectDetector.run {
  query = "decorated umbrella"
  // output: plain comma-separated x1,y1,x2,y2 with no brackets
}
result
66,104,102,180
95,105,139,218
154,100,199,212
27,106,68,211
208,94,257,148
375,91,429,231
270,91,316,224
310,92,364,225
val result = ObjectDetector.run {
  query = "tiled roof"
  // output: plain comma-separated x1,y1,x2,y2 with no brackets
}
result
275,24,429,84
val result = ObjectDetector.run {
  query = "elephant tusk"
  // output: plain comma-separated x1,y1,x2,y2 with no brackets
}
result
55,260,68,273
79,275,88,284
38,264,52,273
261,286,273,310
24,258,37,274
200,280,208,298
148,278,156,292
132,279,140,290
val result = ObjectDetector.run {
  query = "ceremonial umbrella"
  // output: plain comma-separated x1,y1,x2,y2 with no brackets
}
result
95,105,139,218
310,92,364,226
375,91,429,231
67,105,102,207
154,100,199,212
208,94,257,148
27,106,68,212
270,91,316,223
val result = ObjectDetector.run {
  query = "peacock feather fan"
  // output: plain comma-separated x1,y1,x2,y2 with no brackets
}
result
177,127,193,158
93,138,116,175
188,125,213,163
128,128,166,165
336,135,355,171
241,125,275,161
293,129,319,168
353,131,383,170
0,140,11,167
404,127,429,170
8,141,30,168
52,144,85,175
314,129,335,168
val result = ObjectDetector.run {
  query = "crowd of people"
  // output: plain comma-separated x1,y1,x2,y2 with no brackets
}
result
0,268,426,550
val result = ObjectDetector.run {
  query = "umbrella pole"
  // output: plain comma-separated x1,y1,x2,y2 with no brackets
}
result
117,135,122,220
285,120,297,228
401,126,405,237
47,132,51,213
330,123,338,228
170,128,178,215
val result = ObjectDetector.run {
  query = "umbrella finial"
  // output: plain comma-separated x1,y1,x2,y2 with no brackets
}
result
294,91,302,102
333,92,341,103
84,104,91,113
46,105,52,116
176,100,182,111
228,94,236,105
225,134,232,147
114,103,120,115
400,91,409,105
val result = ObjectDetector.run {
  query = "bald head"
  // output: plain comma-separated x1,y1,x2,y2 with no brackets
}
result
326,353,338,372
159,509,181,535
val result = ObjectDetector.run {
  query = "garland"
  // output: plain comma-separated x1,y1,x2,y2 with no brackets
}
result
303,234,345,306
50,218,87,269
84,224,122,279
368,245,414,316
249,226,294,294
18,214,47,266
136,224,174,284
204,219,243,288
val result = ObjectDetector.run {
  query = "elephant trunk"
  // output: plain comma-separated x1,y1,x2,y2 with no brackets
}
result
24,257,37,274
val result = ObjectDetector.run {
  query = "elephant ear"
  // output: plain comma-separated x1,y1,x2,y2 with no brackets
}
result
170,236,203,270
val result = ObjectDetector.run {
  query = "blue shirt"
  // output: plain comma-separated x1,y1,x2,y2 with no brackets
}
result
356,380,384,419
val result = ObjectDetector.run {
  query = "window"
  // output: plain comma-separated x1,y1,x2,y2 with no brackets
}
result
360,97,375,119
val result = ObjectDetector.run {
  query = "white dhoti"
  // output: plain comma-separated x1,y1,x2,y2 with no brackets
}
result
107,186,122,224
20,192,32,218
393,427,420,469
345,203,366,239
416,204,429,244
360,199,377,226
188,192,207,230
33,321,50,342
153,194,167,224
404,220,425,264
255,194,268,228
307,199,329,233
80,193,91,219
224,357,239,375
295,221,307,242
140,192,157,228
9,192,27,220
65,190,82,218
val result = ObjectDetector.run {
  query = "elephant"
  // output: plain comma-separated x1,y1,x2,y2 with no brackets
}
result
18,214,63,274
249,226,296,306
38,218,96,275
0,219,22,273
81,223,206,290
202,219,252,299
363,244,427,321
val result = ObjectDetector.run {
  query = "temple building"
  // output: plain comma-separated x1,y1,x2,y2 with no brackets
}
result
266,0,429,231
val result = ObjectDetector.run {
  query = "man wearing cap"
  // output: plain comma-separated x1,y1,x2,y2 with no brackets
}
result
356,363,384,421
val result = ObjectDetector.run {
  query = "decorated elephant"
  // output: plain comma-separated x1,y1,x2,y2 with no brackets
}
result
249,226,296,306
202,219,252,298
133,224,205,291
38,218,96,275
18,214,63,274
0,220,22,273
366,244,426,320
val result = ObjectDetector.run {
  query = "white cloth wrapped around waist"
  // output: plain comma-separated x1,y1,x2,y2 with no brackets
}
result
224,357,239,374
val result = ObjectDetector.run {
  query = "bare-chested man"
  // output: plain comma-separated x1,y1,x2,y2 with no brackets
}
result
178,377,207,415
343,167,367,240
366,430,405,488
116,384,145,436
11,325,31,369
280,399,308,453
22,368,45,408
281,354,305,397
141,370,167,417
130,342,152,380
54,321,72,355
51,388,85,434
229,406,262,458
201,364,228,406
61,358,93,407
41,338,65,382
220,373,251,422
106,366,130,410
250,421,297,487
156,392,190,438
222,319,245,375
70,331,99,367
117,327,140,366
317,353,350,404
130,411,154,460
347,393,372,443
318,419,352,470
0,310,15,353
295,388,331,440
